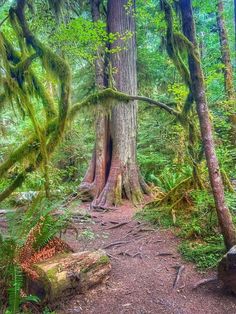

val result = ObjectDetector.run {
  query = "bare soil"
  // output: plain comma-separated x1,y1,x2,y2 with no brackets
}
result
55,201,236,314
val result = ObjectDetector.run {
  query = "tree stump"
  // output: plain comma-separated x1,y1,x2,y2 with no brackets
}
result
26,250,111,302
218,245,236,293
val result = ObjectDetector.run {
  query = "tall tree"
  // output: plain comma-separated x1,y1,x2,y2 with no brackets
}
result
216,0,234,100
80,0,149,209
234,0,236,63
179,0,236,249
79,0,110,201
216,0,236,145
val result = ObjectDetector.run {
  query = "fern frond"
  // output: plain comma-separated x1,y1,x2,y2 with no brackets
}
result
7,265,23,314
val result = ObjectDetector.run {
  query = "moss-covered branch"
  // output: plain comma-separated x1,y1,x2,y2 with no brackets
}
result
0,117,59,176
0,89,178,180
0,87,180,202
69,88,180,118
14,0,71,135
0,137,38,177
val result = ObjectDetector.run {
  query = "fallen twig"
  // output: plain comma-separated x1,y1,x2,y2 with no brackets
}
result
192,277,218,290
157,252,173,256
152,240,163,243
173,265,185,289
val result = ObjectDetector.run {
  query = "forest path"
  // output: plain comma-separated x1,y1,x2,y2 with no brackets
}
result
57,202,236,314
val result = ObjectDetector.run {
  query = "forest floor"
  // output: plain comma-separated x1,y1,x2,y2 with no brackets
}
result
54,201,236,314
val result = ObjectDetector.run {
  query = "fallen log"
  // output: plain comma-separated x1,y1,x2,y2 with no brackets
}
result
218,245,236,293
26,249,111,303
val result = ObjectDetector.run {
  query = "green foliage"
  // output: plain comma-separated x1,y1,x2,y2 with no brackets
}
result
80,228,96,240
43,308,56,314
0,196,71,311
154,165,192,192
179,237,225,270
136,206,174,228
7,265,23,314
137,188,236,269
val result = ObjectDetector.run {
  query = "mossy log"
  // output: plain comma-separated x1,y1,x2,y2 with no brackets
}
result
218,245,236,293
26,250,111,303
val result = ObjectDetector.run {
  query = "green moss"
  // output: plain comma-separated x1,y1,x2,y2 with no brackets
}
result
46,266,58,283
81,254,110,274
97,255,110,265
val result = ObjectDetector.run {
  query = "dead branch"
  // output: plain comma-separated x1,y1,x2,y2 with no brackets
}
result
157,252,173,256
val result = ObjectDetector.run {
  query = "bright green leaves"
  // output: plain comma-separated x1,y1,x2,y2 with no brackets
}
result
53,17,134,63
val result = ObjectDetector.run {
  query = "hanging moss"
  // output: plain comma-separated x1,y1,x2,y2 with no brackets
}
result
162,0,191,88
9,7,27,56
31,74,57,120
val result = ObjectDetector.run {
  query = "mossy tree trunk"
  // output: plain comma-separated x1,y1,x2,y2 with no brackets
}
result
80,0,150,209
180,0,236,250
216,0,236,144
235,0,236,63
217,0,234,100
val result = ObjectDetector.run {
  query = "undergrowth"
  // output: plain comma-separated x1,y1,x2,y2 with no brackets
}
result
0,195,72,313
136,187,236,270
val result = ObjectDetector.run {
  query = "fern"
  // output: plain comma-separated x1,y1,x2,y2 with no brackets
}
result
33,212,70,250
1,197,70,310
7,265,23,314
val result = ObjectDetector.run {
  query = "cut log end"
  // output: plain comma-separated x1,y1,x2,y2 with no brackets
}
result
218,245,236,294
26,250,111,303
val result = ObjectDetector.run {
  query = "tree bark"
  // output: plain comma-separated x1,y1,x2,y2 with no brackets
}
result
80,0,150,209
79,0,111,201
180,0,236,250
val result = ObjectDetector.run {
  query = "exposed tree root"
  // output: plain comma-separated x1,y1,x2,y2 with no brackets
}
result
173,265,185,289
105,221,131,230
103,240,131,249
192,277,218,290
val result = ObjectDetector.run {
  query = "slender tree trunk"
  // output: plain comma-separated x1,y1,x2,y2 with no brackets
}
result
80,0,149,208
217,0,234,100
234,0,236,64
217,0,236,144
180,0,236,249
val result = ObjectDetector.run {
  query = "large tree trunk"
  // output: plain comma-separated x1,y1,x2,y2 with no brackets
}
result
80,0,149,209
180,0,236,250
79,0,111,201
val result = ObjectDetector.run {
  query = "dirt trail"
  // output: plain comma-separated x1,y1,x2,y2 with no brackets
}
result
56,202,236,314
